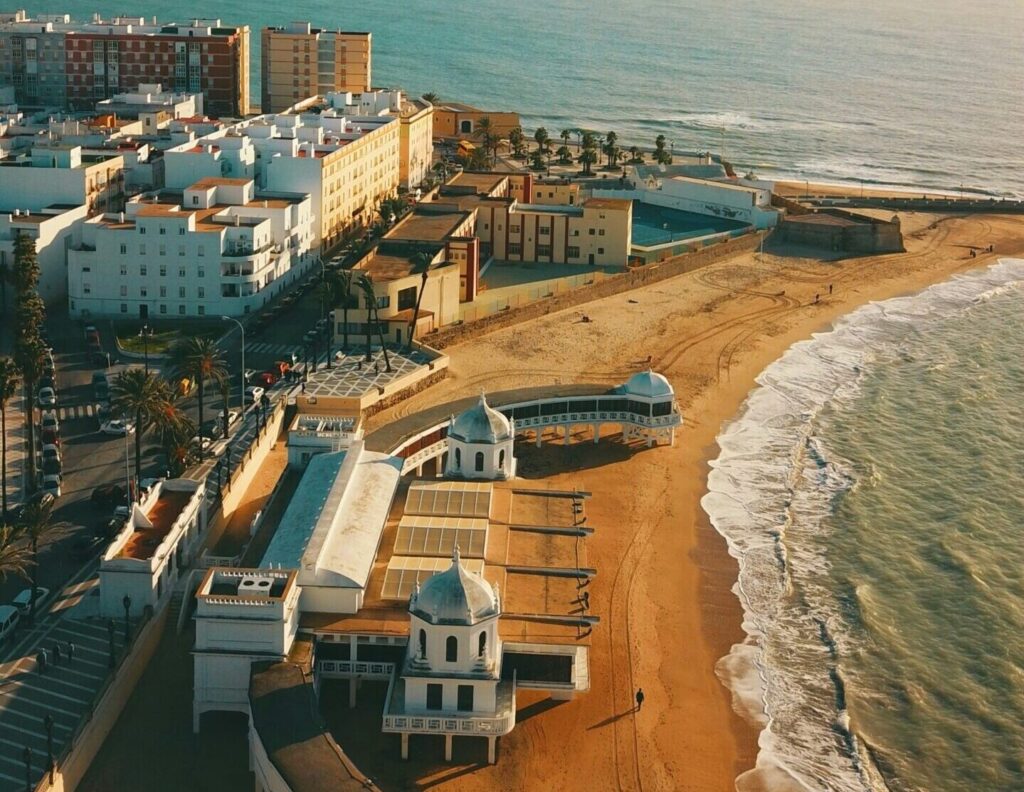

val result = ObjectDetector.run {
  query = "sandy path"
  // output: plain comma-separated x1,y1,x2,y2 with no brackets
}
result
361,212,1024,791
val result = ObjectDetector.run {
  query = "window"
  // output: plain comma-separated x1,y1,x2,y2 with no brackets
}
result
158,227,166,235
178,286,185,298
159,244,165,256
197,305,205,315
397,286,416,311
139,244,146,255
457,684,474,712
478,632,487,657
459,120,472,134
159,286,166,297
498,450,505,470
179,305,186,315
139,227,146,234
599,228,605,236
197,286,205,298
119,243,126,254
567,246,580,258
426,683,443,709
83,283,91,294
588,228,595,236
120,303,127,313
509,224,520,234
540,227,550,236
573,229,580,236
140,287,148,297
178,246,185,256
120,263,127,276
160,264,167,276
454,448,461,469
198,267,205,277
418,629,427,659
475,452,484,472
446,636,458,662
537,245,552,257
178,227,185,235
179,267,186,278
198,246,204,257
598,247,605,254
508,243,521,255
159,304,167,314
120,285,128,297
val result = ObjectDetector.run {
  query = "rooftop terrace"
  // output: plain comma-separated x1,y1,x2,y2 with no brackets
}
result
117,488,193,560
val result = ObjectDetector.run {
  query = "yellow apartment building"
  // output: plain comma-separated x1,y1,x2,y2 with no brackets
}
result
261,22,371,113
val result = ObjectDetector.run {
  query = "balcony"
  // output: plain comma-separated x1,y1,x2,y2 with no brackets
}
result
222,241,274,258
382,678,516,736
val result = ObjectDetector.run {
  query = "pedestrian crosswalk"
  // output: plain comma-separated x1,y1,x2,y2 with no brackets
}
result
55,403,104,421
246,341,302,358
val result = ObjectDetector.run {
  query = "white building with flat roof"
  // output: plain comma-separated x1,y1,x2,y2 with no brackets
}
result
67,176,315,319
96,82,204,121
0,143,125,214
0,204,89,306
164,110,400,247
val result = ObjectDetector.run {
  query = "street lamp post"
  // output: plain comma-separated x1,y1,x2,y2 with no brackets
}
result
122,594,131,646
43,714,54,783
221,316,245,415
138,324,153,374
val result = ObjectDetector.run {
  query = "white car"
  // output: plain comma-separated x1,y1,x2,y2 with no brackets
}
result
139,476,164,495
40,474,62,498
225,410,240,427
0,605,19,643
40,410,59,432
100,419,136,436
12,587,49,615
245,386,265,405
37,387,57,408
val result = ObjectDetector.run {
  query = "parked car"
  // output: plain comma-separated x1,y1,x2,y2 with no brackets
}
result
40,411,59,432
91,484,127,510
42,457,62,477
224,410,240,427
12,587,49,615
40,474,62,498
0,605,19,643
256,371,278,386
195,420,224,442
38,375,55,391
72,535,105,561
139,477,164,496
41,443,61,462
41,427,60,446
96,516,123,540
245,386,265,405
243,369,257,383
36,386,57,408
100,419,135,436
92,371,110,401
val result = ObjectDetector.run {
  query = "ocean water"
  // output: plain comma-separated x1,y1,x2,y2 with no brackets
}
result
704,258,1024,791
32,0,1024,196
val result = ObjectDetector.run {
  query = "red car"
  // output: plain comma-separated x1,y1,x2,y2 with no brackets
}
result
41,427,60,446
257,371,279,386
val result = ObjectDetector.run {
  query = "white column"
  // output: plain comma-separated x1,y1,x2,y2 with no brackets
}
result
401,732,409,760
349,677,358,708
487,736,496,764
416,463,423,476
564,424,571,445
536,429,542,448
593,423,600,443
444,733,453,762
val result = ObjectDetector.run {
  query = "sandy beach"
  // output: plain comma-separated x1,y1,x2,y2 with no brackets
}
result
360,210,1024,791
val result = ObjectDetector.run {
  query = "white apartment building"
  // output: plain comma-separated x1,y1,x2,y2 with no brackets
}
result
163,109,400,246
0,142,125,213
0,204,89,306
67,176,315,319
96,82,204,121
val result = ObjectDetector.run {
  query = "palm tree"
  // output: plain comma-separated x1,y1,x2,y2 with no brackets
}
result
474,117,499,165
0,524,30,582
421,92,440,105
326,268,355,352
556,144,573,165
357,274,392,372
17,498,68,624
629,146,642,164
466,146,491,172
0,358,19,517
508,126,525,159
578,132,599,176
560,128,572,151
406,253,433,351
534,127,550,154
604,131,618,166
655,134,667,156
655,148,673,165
168,336,228,449
13,335,45,493
530,150,546,171
110,368,166,495
218,376,231,438
150,393,195,475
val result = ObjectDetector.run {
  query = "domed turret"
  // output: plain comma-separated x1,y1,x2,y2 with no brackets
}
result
450,394,511,444
624,370,674,399
410,547,499,626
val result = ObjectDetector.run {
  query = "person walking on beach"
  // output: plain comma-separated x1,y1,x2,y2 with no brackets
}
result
828,283,833,295
67,642,75,663
635,688,645,711
37,649,47,675
52,643,61,664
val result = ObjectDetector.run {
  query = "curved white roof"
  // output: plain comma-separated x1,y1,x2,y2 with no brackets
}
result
625,370,674,399
449,394,511,444
410,548,498,625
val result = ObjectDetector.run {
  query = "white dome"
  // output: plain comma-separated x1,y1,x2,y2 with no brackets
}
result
411,549,498,625
449,394,511,444
625,370,674,399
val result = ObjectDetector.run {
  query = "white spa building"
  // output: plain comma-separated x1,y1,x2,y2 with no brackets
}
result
191,373,682,789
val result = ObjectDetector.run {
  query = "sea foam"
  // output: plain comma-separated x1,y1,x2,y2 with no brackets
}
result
704,259,1024,792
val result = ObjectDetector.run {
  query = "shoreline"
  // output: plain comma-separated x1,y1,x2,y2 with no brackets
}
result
359,209,1024,791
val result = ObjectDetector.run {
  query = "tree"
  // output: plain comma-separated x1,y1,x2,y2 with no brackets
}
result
16,498,68,624
578,132,599,176
560,128,572,150
168,336,227,451
465,146,491,172
654,134,667,158
407,254,433,352
508,126,526,159
110,368,167,495
534,127,550,154
629,146,643,163
150,393,196,476
474,117,499,165
0,358,19,517
12,234,40,295
11,234,46,494
218,376,231,438
655,148,673,165
604,131,619,166
421,92,440,105
0,524,30,583
13,335,45,493
556,145,573,164
529,150,546,171
326,268,356,352
357,274,391,372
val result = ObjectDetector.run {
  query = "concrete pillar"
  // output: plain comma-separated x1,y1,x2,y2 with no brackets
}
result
416,463,423,476
536,429,542,448
487,736,496,764
564,424,571,445
444,733,453,762
401,732,409,760
349,677,358,708
593,423,600,444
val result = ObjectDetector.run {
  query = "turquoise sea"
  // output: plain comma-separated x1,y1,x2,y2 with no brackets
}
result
705,259,1024,791
31,0,1024,196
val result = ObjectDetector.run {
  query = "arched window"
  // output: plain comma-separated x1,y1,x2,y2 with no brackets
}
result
419,629,427,660
478,631,487,658
498,449,505,469
454,448,461,469
446,635,458,662
475,452,484,472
